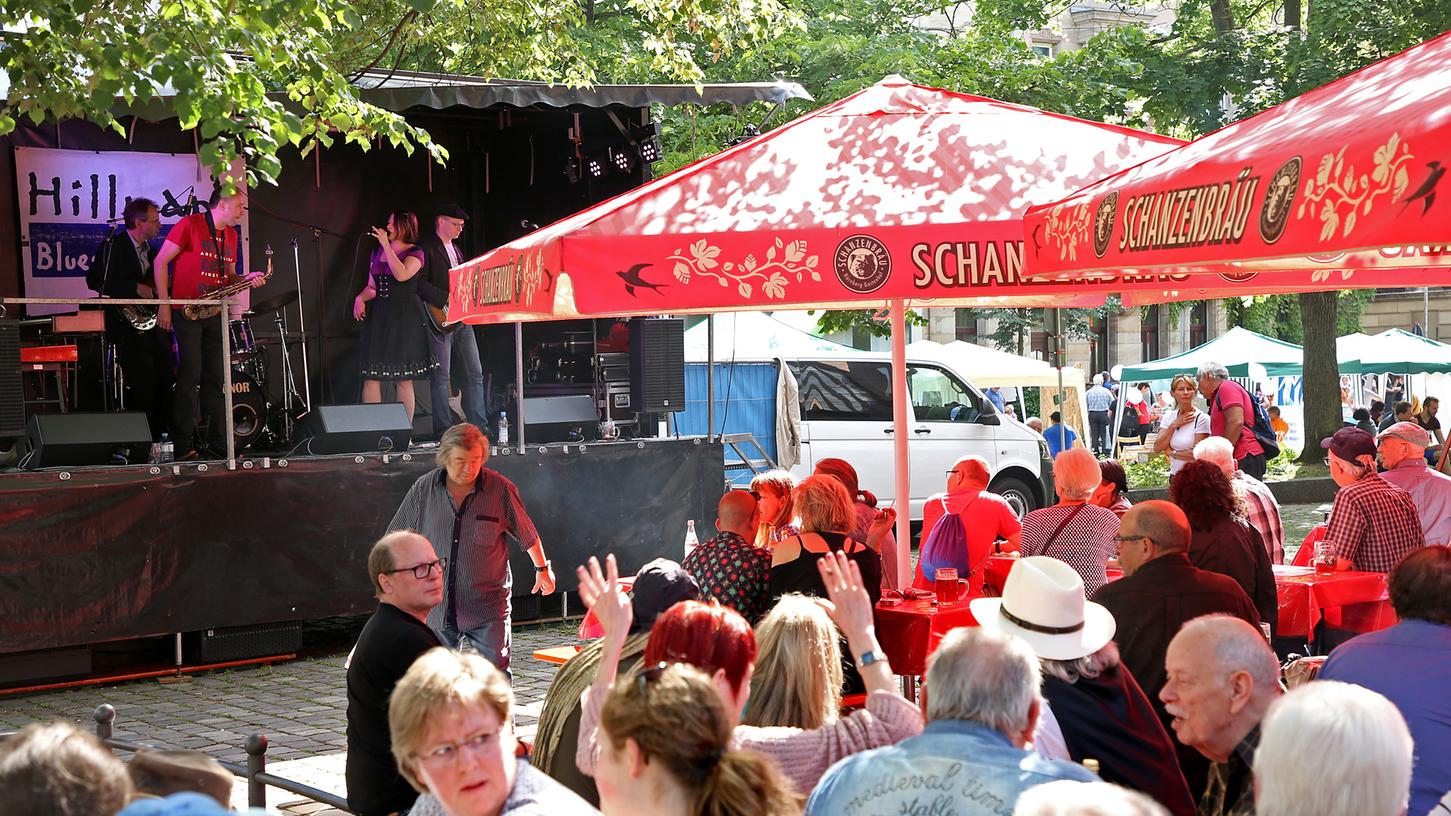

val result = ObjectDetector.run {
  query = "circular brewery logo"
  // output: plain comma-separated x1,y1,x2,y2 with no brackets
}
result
1092,192,1119,258
1259,156,1301,244
833,235,892,294
1218,271,1260,284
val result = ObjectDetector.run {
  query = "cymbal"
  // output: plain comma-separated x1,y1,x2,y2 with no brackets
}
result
249,290,298,314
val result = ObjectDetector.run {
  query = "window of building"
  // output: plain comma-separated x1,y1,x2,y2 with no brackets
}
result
1089,314,1109,375
955,310,981,343
1141,305,1161,361
1189,302,1208,348
1030,43,1055,57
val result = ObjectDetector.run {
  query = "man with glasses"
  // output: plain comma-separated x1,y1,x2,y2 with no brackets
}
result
390,422,555,674
347,530,447,816
1092,501,1260,800
417,203,488,440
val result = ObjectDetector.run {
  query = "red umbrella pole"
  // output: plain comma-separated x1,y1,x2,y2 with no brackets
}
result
890,300,912,589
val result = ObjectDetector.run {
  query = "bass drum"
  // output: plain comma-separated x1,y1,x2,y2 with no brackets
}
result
231,366,267,450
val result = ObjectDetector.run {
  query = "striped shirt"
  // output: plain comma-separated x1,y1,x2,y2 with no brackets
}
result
1086,385,1114,412
1325,473,1424,573
1235,472,1285,564
1021,503,1121,596
389,467,540,633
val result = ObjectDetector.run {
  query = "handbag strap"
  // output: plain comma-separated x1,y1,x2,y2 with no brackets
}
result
1043,503,1088,551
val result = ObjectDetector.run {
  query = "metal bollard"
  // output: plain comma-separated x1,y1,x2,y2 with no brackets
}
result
246,733,269,809
93,704,116,750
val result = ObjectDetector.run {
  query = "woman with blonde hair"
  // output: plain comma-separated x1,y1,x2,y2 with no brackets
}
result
743,594,843,730
770,474,888,605
1153,373,1209,475
389,648,595,815
595,662,800,816
750,469,799,548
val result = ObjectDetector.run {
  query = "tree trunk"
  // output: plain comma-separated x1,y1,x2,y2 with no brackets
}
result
1299,291,1339,463
1210,0,1235,34
1284,0,1301,29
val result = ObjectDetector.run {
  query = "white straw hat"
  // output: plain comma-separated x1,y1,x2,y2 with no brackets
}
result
970,557,1117,661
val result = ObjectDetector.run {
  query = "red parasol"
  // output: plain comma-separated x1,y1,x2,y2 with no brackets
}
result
447,75,1188,324
1021,31,1451,286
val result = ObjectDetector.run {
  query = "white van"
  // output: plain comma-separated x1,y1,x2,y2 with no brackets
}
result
784,353,1053,521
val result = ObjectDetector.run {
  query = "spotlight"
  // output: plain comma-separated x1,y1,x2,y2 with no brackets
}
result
608,145,636,175
630,122,663,163
584,151,606,179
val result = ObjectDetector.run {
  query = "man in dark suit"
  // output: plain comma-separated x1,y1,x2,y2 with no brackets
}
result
1093,499,1262,800
87,197,172,440
417,203,487,439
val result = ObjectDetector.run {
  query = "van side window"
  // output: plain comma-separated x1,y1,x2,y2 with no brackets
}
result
908,365,981,422
789,361,893,421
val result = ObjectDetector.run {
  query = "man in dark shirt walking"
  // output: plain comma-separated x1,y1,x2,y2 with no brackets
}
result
1093,500,1260,799
346,530,446,816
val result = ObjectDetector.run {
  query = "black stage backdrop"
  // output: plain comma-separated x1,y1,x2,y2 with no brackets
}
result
0,437,720,654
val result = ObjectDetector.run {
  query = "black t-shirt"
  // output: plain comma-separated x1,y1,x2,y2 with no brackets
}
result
1417,414,1441,433
346,603,444,816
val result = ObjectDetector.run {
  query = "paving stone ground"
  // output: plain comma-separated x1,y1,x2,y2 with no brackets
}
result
0,503,1329,812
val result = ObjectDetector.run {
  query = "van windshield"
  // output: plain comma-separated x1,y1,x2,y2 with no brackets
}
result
908,366,981,422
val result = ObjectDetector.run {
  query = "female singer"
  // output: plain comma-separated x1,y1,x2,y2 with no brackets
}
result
354,210,436,424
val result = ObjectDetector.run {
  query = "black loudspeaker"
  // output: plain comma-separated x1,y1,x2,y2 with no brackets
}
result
523,395,598,444
630,318,685,413
24,412,152,468
0,321,23,438
305,403,413,454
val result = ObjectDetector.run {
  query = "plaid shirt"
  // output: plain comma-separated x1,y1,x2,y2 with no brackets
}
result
1325,472,1424,573
682,531,773,623
1235,472,1285,564
1199,725,1259,816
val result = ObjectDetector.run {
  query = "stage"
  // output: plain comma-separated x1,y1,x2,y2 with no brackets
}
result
0,436,721,677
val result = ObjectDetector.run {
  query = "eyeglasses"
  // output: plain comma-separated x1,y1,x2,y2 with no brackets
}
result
636,661,671,695
417,727,502,766
946,470,959,477
384,558,448,580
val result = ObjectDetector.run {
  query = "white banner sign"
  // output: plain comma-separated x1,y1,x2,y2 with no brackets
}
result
14,147,250,316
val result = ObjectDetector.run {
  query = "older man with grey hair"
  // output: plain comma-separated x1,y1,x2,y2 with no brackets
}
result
1377,420,1451,546
1193,436,1285,563
1160,615,1282,816
1196,362,1268,480
806,627,1097,816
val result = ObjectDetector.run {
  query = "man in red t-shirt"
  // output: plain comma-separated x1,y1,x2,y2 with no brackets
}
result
153,188,261,458
915,455,1023,595
1197,361,1267,480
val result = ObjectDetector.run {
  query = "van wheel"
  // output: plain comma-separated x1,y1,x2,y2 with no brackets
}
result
990,476,1037,518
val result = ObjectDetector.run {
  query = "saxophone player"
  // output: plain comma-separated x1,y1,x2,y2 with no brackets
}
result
87,197,172,441
153,186,263,460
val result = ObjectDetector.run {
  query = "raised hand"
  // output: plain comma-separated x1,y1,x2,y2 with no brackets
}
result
577,554,632,642
815,550,873,642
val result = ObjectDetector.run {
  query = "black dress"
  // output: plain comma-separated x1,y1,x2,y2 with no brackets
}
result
770,532,883,694
359,245,437,381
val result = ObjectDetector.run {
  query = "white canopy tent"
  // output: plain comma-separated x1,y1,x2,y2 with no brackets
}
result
907,340,1089,433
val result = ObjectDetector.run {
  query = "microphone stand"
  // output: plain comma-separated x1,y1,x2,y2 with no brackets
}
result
290,238,313,415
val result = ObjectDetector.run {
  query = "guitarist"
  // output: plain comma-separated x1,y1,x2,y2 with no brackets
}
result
417,203,488,440
153,187,263,459
87,197,173,441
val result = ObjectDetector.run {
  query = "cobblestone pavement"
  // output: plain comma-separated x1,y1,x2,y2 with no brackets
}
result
0,502,1331,812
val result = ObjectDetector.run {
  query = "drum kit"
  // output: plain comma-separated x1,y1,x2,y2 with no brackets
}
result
228,289,308,451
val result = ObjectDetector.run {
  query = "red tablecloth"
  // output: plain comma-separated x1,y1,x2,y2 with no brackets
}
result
874,596,980,676
1275,569,1396,638
982,555,1122,594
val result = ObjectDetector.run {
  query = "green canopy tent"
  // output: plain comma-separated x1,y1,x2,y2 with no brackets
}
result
1114,326,1303,382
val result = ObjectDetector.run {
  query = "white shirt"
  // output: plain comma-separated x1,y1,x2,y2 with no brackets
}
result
1159,406,1210,474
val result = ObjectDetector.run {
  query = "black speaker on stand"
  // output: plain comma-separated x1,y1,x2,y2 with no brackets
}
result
303,403,413,454
630,318,685,438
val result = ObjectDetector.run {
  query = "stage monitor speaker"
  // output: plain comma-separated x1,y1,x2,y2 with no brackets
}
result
305,403,412,454
630,318,685,413
0,320,23,438
24,412,151,469
522,395,598,444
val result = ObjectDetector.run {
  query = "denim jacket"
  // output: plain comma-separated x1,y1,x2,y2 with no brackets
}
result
806,720,1098,816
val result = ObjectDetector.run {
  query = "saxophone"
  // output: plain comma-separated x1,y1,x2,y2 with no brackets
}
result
182,245,273,321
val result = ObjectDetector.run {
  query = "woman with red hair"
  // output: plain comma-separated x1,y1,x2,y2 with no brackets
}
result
813,458,900,590
572,552,922,797
1169,460,1278,634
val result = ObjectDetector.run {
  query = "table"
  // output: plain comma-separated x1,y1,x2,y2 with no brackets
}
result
1274,568,1396,639
531,644,582,665
874,595,979,679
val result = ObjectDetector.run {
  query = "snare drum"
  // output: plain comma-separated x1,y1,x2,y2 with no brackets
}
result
229,317,257,357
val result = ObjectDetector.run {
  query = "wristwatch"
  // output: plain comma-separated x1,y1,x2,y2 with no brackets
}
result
856,650,882,669
534,560,552,574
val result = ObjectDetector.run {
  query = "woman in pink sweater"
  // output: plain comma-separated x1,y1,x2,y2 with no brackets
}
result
574,551,922,797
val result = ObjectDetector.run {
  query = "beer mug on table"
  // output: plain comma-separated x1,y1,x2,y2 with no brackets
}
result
934,567,967,605
1314,539,1338,574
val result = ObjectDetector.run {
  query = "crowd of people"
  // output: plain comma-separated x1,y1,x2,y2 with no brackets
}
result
5,355,1449,816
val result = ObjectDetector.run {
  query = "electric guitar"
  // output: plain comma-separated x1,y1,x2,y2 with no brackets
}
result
425,299,457,336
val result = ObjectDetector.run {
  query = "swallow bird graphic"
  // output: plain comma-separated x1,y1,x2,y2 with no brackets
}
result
617,263,667,297
1400,160,1444,216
